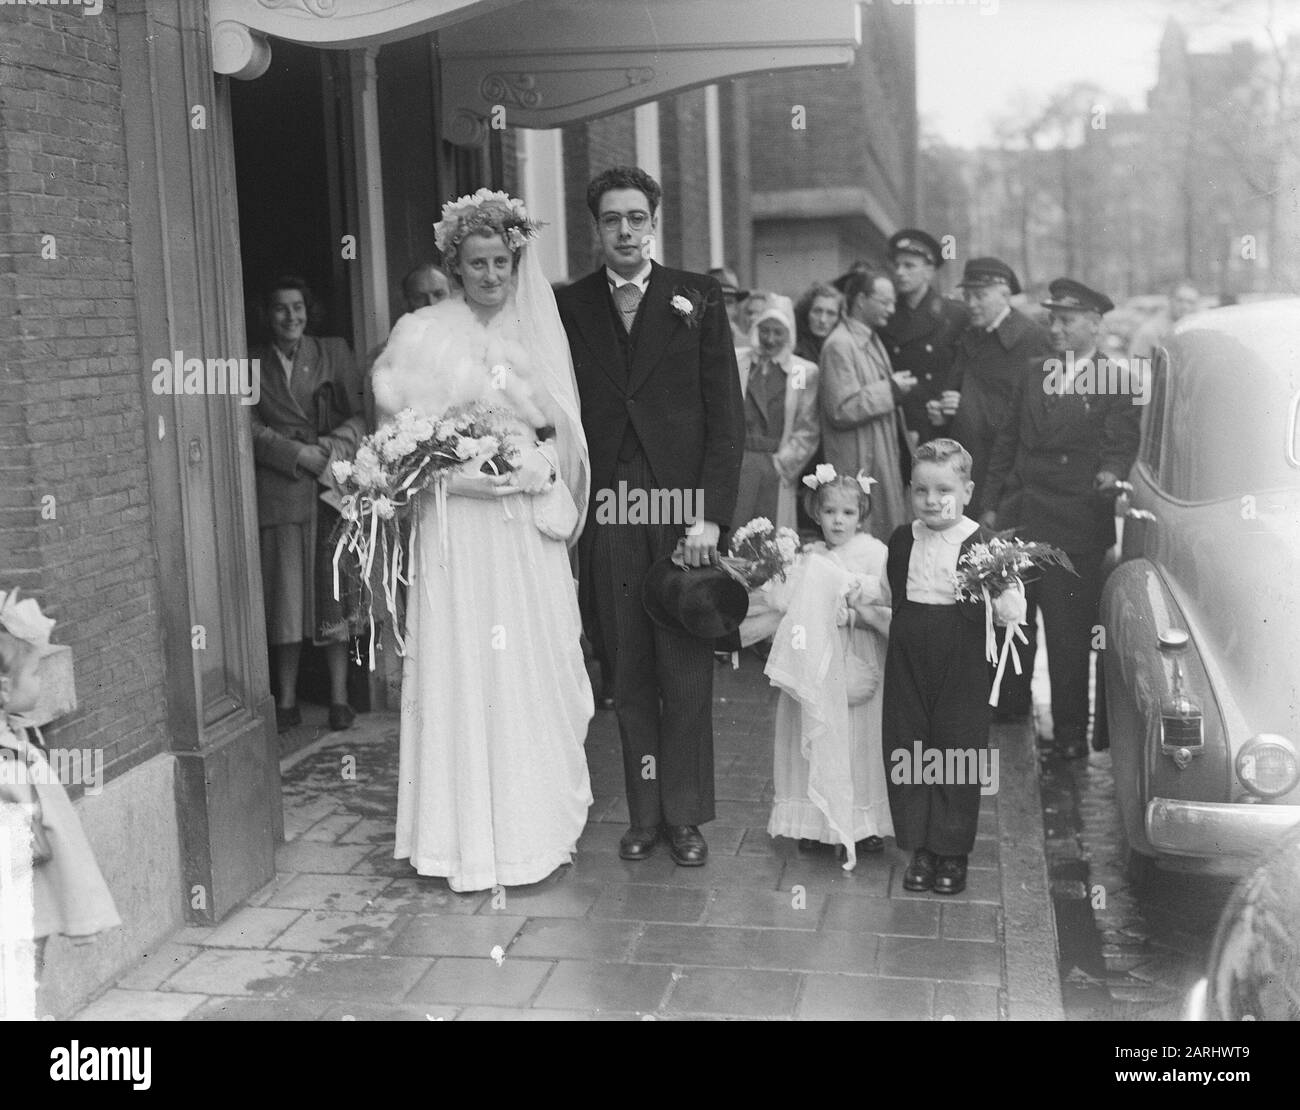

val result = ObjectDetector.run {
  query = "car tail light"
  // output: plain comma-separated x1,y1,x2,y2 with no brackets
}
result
1157,629,1203,764
1236,735,1300,799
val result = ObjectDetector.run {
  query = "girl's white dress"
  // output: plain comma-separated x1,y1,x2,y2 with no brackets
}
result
373,298,594,892
740,533,894,869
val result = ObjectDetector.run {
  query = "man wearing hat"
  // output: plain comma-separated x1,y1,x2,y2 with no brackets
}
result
709,266,750,345
878,229,969,445
980,279,1140,758
932,257,1051,512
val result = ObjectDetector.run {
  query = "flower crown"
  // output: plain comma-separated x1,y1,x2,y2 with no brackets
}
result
434,188,544,255
801,463,876,496
0,588,54,649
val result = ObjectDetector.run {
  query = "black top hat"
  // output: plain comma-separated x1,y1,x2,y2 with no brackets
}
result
642,558,749,640
887,229,943,267
1041,278,1114,315
957,257,1021,296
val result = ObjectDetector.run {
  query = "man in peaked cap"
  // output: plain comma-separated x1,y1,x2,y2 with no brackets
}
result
933,257,1051,519
980,278,1139,756
877,229,969,447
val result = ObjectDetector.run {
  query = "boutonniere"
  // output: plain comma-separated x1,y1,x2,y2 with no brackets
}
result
670,286,706,328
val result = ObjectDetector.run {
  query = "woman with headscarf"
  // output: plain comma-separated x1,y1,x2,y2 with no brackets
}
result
730,293,821,534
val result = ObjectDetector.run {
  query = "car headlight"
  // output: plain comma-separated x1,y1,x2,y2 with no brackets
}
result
1235,734,1299,799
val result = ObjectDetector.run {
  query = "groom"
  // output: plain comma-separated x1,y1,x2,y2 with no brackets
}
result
556,167,744,866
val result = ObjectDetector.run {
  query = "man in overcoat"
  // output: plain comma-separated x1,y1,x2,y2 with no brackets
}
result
980,279,1140,758
878,229,969,445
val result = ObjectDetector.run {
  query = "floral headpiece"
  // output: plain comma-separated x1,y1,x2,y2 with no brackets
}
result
0,588,54,649
801,463,876,496
434,188,544,256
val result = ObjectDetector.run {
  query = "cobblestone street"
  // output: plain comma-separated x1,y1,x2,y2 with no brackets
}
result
72,655,1060,1021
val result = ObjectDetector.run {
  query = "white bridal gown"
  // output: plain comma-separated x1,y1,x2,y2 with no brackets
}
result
373,297,593,892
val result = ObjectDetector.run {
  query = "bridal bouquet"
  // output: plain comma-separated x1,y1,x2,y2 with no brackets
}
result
721,517,801,590
330,403,523,665
953,535,1076,705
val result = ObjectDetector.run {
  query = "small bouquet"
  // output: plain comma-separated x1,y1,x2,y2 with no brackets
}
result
721,517,801,590
953,535,1076,706
330,403,523,665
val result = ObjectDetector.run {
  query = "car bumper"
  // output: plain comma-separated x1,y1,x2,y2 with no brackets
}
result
1146,797,1300,859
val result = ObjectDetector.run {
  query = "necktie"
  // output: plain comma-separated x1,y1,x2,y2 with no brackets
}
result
614,282,642,333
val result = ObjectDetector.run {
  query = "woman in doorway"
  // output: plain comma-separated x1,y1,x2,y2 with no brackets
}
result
371,191,593,893
249,275,367,733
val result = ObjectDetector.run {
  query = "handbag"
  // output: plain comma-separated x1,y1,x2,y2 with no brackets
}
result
533,476,579,542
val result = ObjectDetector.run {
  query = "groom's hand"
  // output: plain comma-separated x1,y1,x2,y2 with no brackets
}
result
681,520,721,567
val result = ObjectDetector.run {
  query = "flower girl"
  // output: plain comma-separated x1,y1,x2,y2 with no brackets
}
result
740,466,894,869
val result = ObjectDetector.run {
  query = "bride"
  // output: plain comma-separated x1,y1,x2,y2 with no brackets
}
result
371,190,593,892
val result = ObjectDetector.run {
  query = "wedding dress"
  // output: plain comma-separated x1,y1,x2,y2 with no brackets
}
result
371,249,593,892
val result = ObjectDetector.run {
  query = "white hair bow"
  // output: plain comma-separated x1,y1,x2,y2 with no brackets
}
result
0,588,55,648
801,464,877,495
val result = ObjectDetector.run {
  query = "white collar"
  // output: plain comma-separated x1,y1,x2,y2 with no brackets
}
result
912,515,978,545
606,261,652,292
986,306,1011,333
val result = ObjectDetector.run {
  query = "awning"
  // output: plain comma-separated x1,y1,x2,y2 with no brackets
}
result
439,0,861,143
210,0,525,79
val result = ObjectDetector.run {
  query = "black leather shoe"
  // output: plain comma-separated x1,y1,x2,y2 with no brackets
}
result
276,705,301,733
666,825,708,867
856,835,885,854
902,849,937,892
328,703,356,731
618,826,659,861
933,855,968,895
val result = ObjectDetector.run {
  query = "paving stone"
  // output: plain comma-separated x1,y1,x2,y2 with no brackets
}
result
941,902,1001,943
350,847,422,876
634,924,877,975
933,981,1001,1021
269,910,405,954
778,857,893,899
822,894,940,937
533,961,673,1013
275,841,373,874
75,990,209,1022
407,956,553,1007
165,948,309,996
187,996,332,1021
203,907,303,949
263,874,392,913
701,887,826,930
663,966,801,1018
285,954,432,1001
877,936,1001,986
456,1005,596,1021
797,975,932,1021
114,943,201,991
509,918,641,961
371,877,487,915
588,884,709,924
338,818,399,845
301,813,363,843
389,914,527,957
319,1002,461,1021
480,880,602,918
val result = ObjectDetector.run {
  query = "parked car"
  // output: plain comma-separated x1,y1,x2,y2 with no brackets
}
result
1101,299,1300,878
1183,822,1300,1020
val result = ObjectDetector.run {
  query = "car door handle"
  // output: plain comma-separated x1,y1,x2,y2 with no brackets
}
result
1126,508,1156,522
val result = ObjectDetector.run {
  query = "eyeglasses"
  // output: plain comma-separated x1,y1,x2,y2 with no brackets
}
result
599,211,652,232
868,294,895,309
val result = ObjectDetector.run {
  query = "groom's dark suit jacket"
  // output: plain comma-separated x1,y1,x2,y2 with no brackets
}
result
556,260,744,552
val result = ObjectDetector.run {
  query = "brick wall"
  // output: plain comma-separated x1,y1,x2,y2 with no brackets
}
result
562,108,637,276
0,0,170,784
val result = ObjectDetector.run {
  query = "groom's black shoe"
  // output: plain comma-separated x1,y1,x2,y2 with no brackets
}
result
666,825,708,867
619,826,660,861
